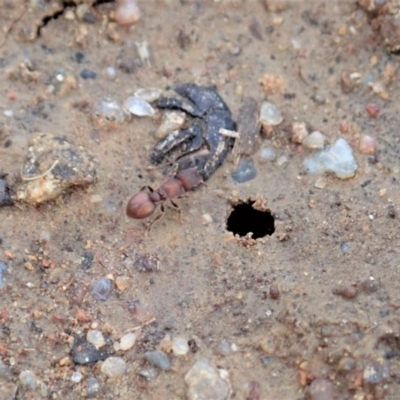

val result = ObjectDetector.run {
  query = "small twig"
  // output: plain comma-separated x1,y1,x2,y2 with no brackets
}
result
125,318,156,333
219,128,240,138
21,160,59,181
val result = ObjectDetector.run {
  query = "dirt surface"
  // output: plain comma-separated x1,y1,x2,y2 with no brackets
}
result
1,0,400,399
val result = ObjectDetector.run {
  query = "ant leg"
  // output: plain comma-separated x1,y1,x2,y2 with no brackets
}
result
169,200,183,222
145,205,165,234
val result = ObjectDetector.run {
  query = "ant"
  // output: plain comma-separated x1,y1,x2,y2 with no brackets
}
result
126,168,203,225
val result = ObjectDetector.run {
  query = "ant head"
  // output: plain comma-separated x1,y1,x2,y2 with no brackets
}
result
126,191,156,219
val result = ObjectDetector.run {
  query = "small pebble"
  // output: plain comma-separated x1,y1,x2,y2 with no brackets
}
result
115,276,130,291
260,355,275,366
338,357,356,372
259,101,283,127
72,336,110,364
87,330,105,349
144,350,171,371
80,69,97,80
332,284,357,299
172,337,189,356
123,96,155,117
231,158,257,183
134,88,163,103
302,131,325,149
303,138,358,179
185,359,230,400
363,359,389,384
291,122,308,144
115,0,141,25
359,135,376,154
91,278,112,301
259,146,276,162
340,242,350,253
202,213,213,225
19,370,37,389
101,357,127,377
81,251,94,270
366,103,379,118
305,378,337,400
71,371,83,383
0,260,7,288
314,177,327,189
120,332,137,351
358,277,380,294
94,98,127,124
105,66,117,80
269,284,280,299
87,377,101,398
134,253,160,272
137,367,158,380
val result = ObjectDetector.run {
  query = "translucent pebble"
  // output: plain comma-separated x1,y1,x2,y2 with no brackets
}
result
259,146,276,162
303,138,358,179
91,278,112,301
145,350,171,371
120,332,137,350
87,330,105,349
134,88,163,103
105,66,117,80
101,357,127,377
0,260,7,289
71,371,83,383
302,131,325,149
94,98,127,123
137,367,158,380
231,158,257,183
172,337,189,356
87,376,101,397
19,370,37,389
115,0,141,25
123,96,155,117
259,101,283,126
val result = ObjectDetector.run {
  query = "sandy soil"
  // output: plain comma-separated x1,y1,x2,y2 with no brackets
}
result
0,1,400,399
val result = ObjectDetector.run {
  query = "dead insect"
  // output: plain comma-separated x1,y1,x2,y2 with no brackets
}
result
126,167,202,220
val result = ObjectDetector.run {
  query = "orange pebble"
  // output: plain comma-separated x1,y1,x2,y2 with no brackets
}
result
359,135,376,154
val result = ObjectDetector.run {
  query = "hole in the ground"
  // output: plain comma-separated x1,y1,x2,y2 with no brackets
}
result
36,0,115,36
226,201,275,239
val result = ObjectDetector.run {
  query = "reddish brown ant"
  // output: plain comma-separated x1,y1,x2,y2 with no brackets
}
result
126,168,203,223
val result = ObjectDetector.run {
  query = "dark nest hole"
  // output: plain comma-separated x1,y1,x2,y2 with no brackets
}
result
227,200,275,239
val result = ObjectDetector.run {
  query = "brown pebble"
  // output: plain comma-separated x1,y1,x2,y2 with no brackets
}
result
246,380,260,400
332,284,357,299
269,284,280,299
306,378,337,400
366,103,379,118
76,309,93,323
387,204,397,218
359,135,376,154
